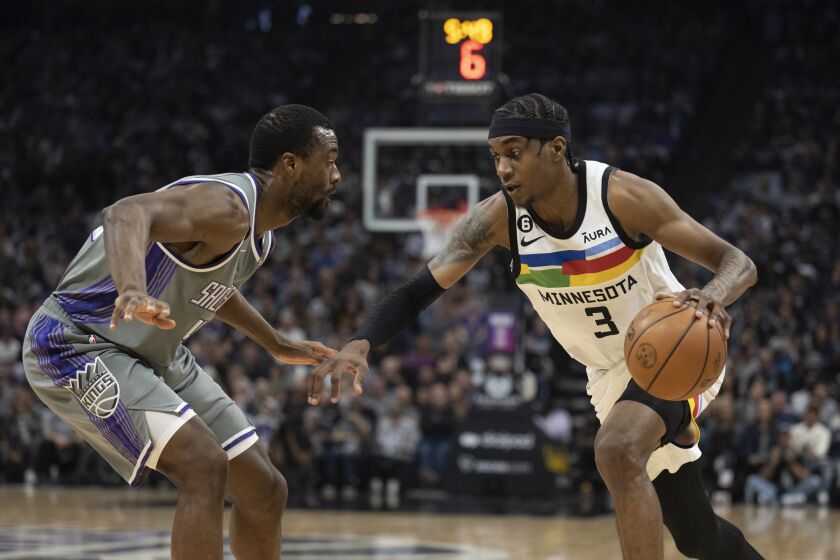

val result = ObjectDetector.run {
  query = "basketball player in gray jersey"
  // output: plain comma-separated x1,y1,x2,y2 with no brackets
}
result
310,94,763,559
22,104,341,559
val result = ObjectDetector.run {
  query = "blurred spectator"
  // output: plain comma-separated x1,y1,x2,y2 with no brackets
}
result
740,399,778,476
0,328,20,366
0,389,41,483
790,408,831,471
744,427,819,506
418,383,455,485
370,401,421,506
34,409,83,484
702,397,742,501
269,412,316,506
322,399,372,500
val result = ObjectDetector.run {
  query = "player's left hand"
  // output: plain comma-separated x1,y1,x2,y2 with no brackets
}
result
655,288,731,340
272,340,337,366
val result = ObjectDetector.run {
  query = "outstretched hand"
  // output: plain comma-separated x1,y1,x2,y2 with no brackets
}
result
655,288,731,339
307,339,371,405
272,340,337,366
110,290,176,330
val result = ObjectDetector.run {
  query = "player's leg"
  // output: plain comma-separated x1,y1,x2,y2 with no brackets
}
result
654,460,765,559
23,311,228,560
594,398,668,560
164,346,285,559
227,443,288,559
154,417,229,560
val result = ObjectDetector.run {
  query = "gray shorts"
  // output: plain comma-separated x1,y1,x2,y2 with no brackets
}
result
22,307,257,486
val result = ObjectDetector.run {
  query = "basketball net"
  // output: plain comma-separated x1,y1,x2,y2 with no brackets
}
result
416,206,467,259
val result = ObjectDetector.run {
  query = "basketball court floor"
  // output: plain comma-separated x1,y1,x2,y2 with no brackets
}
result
0,487,836,559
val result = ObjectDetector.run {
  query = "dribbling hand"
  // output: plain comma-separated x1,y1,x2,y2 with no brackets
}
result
307,339,370,405
110,290,176,330
654,288,731,340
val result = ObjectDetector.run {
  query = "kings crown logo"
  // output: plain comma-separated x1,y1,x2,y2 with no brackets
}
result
68,357,121,418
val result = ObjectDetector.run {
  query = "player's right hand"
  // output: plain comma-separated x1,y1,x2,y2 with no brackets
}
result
307,339,370,405
110,290,176,330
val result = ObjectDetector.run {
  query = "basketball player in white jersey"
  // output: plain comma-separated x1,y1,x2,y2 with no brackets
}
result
309,94,763,559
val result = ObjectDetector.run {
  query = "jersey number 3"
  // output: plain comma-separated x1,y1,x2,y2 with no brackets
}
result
585,306,619,338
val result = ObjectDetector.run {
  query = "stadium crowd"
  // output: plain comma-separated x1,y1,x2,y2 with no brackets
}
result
2,0,839,509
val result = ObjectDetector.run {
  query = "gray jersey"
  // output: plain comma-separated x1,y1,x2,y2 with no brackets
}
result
49,172,274,370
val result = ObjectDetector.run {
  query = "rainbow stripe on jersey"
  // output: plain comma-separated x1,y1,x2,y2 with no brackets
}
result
517,236,643,288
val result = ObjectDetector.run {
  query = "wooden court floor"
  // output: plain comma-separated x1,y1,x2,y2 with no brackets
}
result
0,487,837,559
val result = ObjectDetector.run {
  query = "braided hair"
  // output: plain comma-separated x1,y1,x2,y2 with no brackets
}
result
493,93,579,172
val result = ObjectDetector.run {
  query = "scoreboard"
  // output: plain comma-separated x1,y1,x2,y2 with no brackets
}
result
418,11,503,101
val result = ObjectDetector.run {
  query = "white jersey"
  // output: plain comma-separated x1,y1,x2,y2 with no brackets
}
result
504,159,684,371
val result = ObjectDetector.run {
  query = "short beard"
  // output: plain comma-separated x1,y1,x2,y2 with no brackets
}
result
305,199,327,220
289,177,326,220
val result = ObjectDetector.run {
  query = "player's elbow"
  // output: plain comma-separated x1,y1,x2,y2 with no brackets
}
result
102,199,143,229
743,254,758,287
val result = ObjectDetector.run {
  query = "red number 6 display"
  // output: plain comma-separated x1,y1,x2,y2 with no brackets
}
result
459,40,486,80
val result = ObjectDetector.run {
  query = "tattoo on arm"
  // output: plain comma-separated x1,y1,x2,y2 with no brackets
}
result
429,210,494,271
703,249,757,306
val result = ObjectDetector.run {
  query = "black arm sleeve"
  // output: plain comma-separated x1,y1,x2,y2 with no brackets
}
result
350,265,445,348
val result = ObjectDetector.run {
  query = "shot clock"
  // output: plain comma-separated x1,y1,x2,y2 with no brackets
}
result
418,11,503,102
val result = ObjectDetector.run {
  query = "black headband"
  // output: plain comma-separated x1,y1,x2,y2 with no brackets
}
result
487,117,571,142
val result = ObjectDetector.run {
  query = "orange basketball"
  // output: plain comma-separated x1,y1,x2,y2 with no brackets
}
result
624,298,727,401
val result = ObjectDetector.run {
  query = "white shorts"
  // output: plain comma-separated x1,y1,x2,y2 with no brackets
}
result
586,360,724,480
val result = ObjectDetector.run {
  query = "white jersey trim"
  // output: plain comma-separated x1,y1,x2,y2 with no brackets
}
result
244,173,273,264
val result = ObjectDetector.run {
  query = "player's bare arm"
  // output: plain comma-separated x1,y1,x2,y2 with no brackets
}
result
306,194,509,405
426,193,509,287
607,170,758,338
215,291,336,366
103,183,249,330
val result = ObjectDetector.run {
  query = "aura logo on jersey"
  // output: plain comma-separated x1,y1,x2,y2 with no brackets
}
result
68,357,120,418
582,226,612,243
190,281,237,312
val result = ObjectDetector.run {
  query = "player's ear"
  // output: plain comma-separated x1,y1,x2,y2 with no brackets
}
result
551,136,567,162
278,152,300,177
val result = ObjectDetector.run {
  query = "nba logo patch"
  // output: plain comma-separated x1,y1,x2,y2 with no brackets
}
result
68,357,121,418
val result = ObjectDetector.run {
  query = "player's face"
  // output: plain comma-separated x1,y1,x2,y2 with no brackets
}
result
298,127,341,220
488,136,556,208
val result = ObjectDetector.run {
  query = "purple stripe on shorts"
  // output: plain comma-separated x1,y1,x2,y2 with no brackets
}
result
223,428,257,451
29,315,145,464
129,442,154,487
176,403,192,415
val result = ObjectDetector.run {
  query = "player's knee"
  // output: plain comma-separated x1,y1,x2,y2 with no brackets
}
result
231,453,287,517
157,422,228,493
181,444,229,494
271,470,289,515
594,428,647,484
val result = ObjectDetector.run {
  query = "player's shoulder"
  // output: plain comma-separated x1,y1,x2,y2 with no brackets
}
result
459,192,510,249
474,191,508,219
159,174,252,235
605,168,662,211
